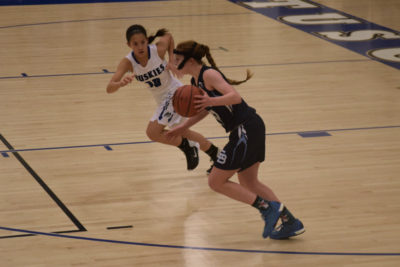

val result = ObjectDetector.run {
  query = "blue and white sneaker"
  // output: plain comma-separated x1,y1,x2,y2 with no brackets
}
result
260,201,284,238
270,219,305,240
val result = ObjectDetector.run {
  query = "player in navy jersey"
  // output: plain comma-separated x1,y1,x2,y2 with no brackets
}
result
106,25,219,172
167,40,305,239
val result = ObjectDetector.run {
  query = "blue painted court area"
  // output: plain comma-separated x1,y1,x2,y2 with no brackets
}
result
230,0,400,70
0,0,164,5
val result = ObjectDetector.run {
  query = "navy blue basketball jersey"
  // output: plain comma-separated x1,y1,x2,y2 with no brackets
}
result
191,66,256,132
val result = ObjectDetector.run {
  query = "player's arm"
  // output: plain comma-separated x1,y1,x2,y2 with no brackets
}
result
156,32,180,76
194,69,242,111
156,32,174,60
106,58,134,94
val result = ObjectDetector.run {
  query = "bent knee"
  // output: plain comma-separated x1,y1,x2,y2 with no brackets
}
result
208,177,218,191
146,126,162,141
208,176,223,192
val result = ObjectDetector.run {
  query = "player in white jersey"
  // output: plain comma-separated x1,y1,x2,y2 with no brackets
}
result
106,25,219,171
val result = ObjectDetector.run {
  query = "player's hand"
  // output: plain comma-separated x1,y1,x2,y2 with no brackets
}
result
194,94,212,112
119,74,135,87
167,62,183,78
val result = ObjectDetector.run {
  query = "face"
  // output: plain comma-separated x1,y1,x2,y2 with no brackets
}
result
173,53,195,75
128,33,148,57
173,54,185,70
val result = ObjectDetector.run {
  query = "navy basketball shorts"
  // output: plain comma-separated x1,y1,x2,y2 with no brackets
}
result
214,114,266,172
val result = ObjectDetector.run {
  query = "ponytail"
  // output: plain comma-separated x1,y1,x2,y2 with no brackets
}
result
175,40,253,85
148,28,168,44
200,44,253,85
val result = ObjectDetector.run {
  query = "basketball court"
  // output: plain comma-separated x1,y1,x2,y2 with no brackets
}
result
0,0,399,266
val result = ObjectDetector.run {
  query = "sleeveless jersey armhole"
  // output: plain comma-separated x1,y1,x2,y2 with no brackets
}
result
122,57,134,73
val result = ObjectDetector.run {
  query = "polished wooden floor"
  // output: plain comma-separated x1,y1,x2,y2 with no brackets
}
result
1,0,400,266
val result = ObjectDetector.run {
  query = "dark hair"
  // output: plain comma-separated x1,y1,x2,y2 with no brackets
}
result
126,24,168,44
174,40,252,85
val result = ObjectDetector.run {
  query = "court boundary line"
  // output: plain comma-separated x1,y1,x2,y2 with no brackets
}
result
1,125,399,154
0,226,399,256
0,229,84,239
0,59,371,80
0,0,167,6
0,134,87,238
0,12,251,30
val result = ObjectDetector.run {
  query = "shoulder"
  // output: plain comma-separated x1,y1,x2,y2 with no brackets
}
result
149,43,157,51
201,68,224,91
125,51,135,63
203,68,225,83
118,57,133,72
121,56,132,65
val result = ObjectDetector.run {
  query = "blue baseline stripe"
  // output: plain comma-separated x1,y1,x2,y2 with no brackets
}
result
229,0,400,70
0,0,166,6
0,226,399,256
0,12,250,30
0,72,107,79
0,125,399,154
0,59,370,80
0,140,153,153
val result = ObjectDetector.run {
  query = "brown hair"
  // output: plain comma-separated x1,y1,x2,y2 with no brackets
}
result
126,24,167,44
175,40,253,85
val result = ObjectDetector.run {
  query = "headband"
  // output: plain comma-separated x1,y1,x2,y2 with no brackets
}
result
173,42,198,70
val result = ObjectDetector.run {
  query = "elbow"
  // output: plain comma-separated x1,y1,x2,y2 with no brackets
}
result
106,86,115,94
106,82,119,94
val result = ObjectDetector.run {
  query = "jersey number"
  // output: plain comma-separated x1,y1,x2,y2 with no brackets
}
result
145,78,161,87
217,150,227,165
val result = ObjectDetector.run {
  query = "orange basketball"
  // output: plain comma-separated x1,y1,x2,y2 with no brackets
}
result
173,85,204,117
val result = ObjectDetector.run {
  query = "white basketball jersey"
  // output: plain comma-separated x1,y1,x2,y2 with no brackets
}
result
126,44,182,105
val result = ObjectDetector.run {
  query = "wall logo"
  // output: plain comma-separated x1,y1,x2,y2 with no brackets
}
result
230,0,400,69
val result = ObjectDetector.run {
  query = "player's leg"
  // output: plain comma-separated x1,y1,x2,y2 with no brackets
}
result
238,163,304,239
146,120,199,170
181,128,220,174
146,120,180,145
208,166,282,238
181,128,212,152
237,162,280,202
208,167,255,203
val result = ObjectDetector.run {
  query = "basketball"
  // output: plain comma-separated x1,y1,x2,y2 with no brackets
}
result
173,85,204,117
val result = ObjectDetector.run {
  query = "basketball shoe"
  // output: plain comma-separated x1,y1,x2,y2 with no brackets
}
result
260,201,284,238
179,140,199,170
270,219,305,240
